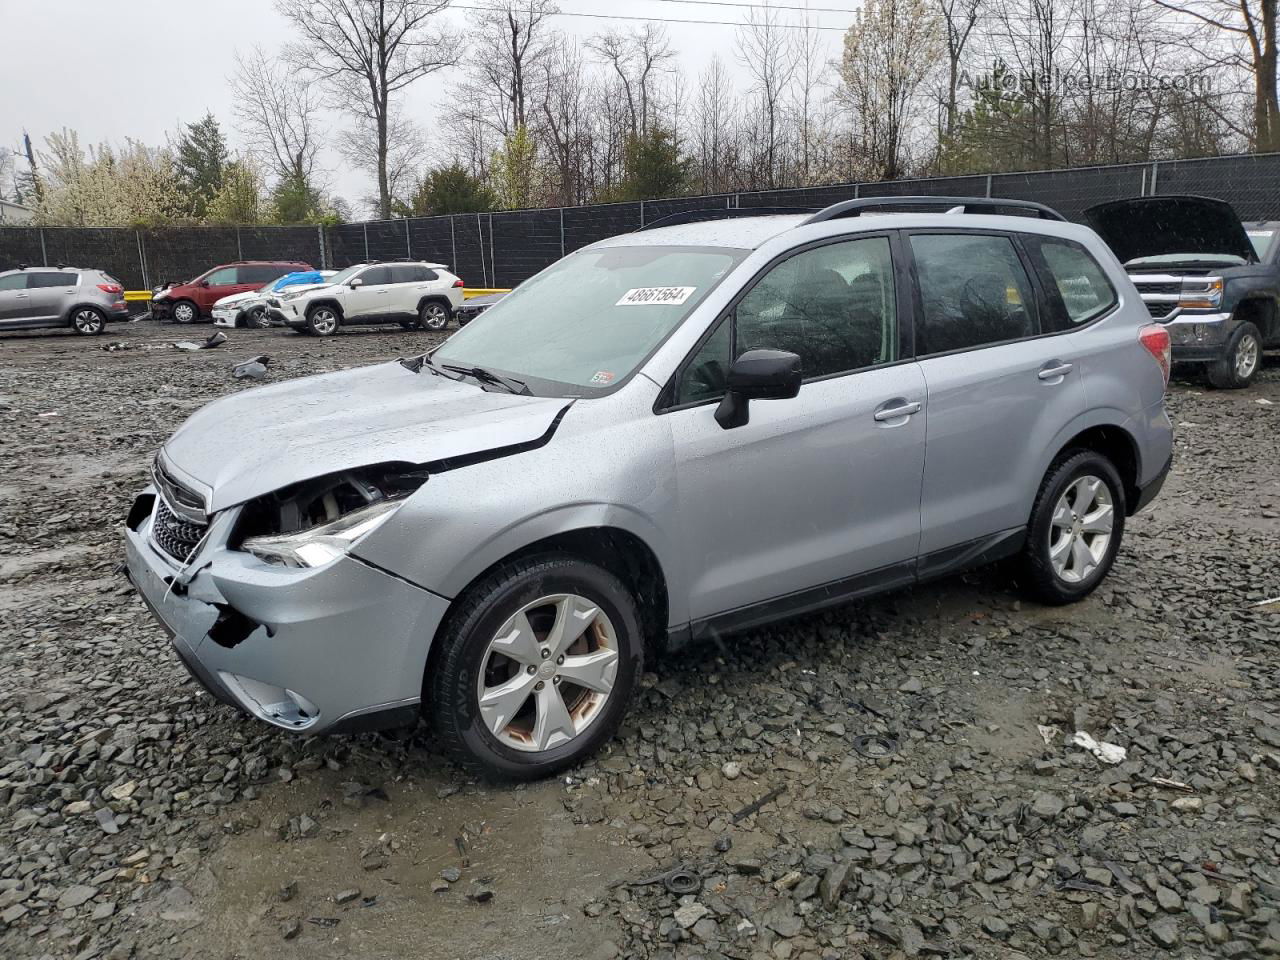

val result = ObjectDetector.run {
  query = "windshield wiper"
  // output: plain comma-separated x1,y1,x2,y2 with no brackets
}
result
400,353,465,381
440,363,530,395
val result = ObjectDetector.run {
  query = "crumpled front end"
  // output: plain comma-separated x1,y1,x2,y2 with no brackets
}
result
123,479,449,734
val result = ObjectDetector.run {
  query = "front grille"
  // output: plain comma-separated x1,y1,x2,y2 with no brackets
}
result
1145,301,1176,319
1134,281,1180,295
151,497,208,562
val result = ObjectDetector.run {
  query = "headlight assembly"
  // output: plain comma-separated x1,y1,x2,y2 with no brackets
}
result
242,497,403,568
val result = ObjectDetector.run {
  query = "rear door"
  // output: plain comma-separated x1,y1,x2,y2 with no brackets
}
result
908,230,1087,557
387,264,436,318
24,271,80,322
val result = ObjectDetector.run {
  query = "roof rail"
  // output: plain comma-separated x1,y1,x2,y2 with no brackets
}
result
637,206,817,232
805,196,1067,223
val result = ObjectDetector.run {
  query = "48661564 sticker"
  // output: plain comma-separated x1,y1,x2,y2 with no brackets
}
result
615,286,696,307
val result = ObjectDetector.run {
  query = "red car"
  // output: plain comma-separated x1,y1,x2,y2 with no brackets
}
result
150,260,313,323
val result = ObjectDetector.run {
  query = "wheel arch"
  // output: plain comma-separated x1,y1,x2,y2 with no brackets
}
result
1233,296,1275,342
306,297,344,319
416,294,453,314
420,522,672,710
62,301,107,326
1039,418,1142,516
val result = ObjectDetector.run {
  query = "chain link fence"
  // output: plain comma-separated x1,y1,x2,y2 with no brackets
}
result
3,152,1280,291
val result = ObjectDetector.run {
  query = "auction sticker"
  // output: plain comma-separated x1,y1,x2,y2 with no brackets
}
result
590,370,616,384
616,286,696,306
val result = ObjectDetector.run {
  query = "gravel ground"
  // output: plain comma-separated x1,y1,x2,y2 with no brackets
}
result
1,319,1279,960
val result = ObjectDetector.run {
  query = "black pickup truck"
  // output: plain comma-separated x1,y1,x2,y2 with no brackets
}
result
1084,195,1279,388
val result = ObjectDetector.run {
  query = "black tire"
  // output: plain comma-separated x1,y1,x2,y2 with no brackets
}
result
305,304,340,337
430,555,643,781
419,300,451,331
1019,450,1126,606
170,300,199,324
69,306,106,336
398,319,418,330
1206,321,1262,389
247,305,270,329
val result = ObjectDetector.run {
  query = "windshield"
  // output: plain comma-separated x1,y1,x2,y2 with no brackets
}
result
325,265,362,285
1248,229,1276,258
432,245,745,395
1125,253,1247,267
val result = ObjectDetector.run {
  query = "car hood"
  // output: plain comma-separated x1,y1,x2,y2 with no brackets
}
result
1084,195,1257,265
213,290,259,309
162,361,571,512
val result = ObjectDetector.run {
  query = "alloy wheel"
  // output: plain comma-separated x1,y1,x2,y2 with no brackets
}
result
172,302,195,323
422,303,448,330
1235,333,1260,380
475,593,620,753
310,308,337,335
72,308,103,334
1048,475,1114,584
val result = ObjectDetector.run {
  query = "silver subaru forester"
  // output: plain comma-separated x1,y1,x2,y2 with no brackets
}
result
123,198,1174,780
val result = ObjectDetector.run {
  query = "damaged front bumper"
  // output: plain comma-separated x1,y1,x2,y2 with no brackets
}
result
123,485,449,734
1163,311,1231,363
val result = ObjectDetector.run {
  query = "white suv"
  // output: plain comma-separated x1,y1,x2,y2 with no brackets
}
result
269,261,465,336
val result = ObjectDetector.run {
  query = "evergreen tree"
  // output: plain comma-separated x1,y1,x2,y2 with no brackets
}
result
174,112,229,219
611,127,690,202
400,163,497,216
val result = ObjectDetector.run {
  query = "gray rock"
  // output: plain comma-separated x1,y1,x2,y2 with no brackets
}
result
1148,917,1180,949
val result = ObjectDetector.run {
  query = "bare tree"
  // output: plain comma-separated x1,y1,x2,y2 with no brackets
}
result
339,107,425,215
277,0,459,218
839,0,943,180
736,7,798,189
691,56,740,193
539,36,594,204
936,0,981,139
454,0,557,139
1153,0,1280,150
588,25,676,135
231,47,324,187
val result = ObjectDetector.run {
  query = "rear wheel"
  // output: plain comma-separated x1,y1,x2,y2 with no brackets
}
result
305,305,340,336
1019,450,1126,605
430,555,642,781
419,300,450,331
70,306,106,335
1207,321,1261,389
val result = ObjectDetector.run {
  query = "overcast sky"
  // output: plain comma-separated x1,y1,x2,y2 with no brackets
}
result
0,0,855,212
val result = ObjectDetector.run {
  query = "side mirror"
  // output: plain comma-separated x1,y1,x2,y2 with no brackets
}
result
349,277,364,288
715,349,801,429
198,279,210,288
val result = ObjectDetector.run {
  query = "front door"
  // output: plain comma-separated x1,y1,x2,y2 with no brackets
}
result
906,230,1087,556
0,273,29,322
198,266,242,313
665,234,926,626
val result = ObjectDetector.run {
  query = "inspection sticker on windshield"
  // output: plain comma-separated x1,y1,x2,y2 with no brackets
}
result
616,286,696,307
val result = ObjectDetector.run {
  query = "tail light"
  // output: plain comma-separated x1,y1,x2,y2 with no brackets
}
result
1139,323,1171,385
452,279,464,288
97,283,123,294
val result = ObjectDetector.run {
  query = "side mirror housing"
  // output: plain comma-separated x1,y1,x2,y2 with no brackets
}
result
715,349,801,429
198,279,210,288
349,277,364,288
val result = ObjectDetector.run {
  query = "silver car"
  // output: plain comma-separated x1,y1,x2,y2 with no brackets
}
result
123,198,1174,780
0,265,130,334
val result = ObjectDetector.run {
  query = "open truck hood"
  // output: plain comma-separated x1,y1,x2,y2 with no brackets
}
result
161,361,570,512
1083,195,1257,265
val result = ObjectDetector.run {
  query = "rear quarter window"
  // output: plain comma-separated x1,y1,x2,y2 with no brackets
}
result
1025,237,1117,331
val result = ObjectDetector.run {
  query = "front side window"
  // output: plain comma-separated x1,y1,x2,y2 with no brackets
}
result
205,266,239,285
672,236,898,405
0,273,26,290
1027,237,1117,329
359,266,393,286
910,233,1037,354
433,245,746,394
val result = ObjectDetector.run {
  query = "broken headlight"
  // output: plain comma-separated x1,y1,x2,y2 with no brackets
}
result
237,465,425,568
241,498,402,568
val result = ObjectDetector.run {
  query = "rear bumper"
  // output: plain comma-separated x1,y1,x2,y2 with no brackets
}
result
122,486,449,734
1132,452,1172,514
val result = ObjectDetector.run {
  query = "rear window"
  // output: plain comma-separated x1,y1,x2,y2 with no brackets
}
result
1025,236,1117,330
27,272,79,288
389,264,436,283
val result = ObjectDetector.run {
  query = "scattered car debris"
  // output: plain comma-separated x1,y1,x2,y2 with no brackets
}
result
1149,775,1195,791
1037,724,1060,745
173,331,228,351
1071,730,1127,764
628,865,702,896
851,734,900,758
306,917,340,928
232,355,271,380
731,785,786,823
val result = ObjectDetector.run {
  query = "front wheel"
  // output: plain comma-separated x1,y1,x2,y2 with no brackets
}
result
170,300,199,324
247,306,270,329
70,306,106,335
1207,321,1261,389
305,305,340,336
419,301,451,331
430,556,643,781
1018,450,1126,605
